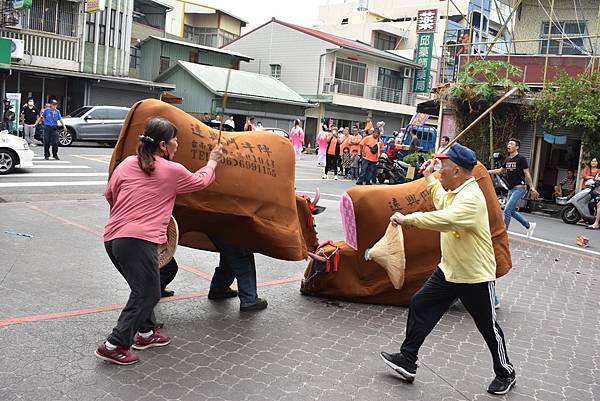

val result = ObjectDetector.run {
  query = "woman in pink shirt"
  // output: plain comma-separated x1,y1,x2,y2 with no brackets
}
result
95,117,223,366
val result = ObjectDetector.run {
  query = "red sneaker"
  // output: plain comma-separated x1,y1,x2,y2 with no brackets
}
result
94,342,139,365
132,327,171,350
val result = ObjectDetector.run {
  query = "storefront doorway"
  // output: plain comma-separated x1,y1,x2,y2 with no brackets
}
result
533,133,581,199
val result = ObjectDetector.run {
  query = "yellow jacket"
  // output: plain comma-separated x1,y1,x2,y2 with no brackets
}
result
404,175,496,283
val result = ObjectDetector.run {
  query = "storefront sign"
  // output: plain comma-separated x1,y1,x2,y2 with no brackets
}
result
416,9,438,33
0,38,11,68
86,0,105,13
413,33,434,93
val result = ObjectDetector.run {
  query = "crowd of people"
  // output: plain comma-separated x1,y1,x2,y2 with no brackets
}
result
317,117,425,185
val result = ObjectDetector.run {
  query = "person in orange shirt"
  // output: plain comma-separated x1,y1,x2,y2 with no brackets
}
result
323,128,341,180
356,129,384,185
365,117,373,132
349,127,362,155
339,127,351,154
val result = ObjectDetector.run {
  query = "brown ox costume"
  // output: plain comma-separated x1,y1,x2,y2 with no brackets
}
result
109,99,320,262
110,99,510,308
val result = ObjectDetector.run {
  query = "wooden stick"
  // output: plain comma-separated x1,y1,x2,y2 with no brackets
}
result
217,66,233,144
440,87,518,153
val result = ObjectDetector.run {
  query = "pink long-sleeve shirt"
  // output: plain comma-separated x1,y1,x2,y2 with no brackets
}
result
103,155,215,244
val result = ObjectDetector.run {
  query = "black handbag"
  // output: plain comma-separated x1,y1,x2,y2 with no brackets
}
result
370,143,379,154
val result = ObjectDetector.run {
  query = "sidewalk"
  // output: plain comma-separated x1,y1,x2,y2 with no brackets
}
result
1,199,599,401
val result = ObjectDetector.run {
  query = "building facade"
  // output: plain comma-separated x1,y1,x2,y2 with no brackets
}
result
1,0,172,114
317,0,514,92
159,0,246,48
223,18,419,145
156,61,313,131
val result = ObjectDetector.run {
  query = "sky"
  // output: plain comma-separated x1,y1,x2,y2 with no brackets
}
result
204,0,335,33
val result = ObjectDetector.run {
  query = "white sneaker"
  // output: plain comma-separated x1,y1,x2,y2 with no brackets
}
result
526,222,536,238
334,175,338,180
322,174,327,180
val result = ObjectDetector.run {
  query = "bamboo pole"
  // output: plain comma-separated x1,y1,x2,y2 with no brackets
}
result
485,0,523,57
543,0,556,84
217,66,233,144
441,0,450,84
443,34,600,48
489,111,494,168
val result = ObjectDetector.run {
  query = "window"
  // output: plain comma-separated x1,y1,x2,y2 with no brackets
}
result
160,56,171,74
117,12,123,49
377,68,403,103
98,10,106,45
19,0,78,36
373,31,399,51
334,58,366,96
540,21,588,55
130,46,141,68
270,64,281,80
189,51,199,63
106,109,128,120
184,25,218,47
220,31,238,47
86,12,96,43
109,10,116,47
88,108,110,120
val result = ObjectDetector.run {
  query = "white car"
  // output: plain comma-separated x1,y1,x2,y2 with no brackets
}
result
0,130,34,175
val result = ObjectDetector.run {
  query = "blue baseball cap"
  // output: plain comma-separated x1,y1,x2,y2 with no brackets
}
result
433,143,477,169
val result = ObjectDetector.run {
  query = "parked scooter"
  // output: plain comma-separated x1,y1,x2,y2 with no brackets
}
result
561,175,600,225
376,154,407,184
491,152,509,208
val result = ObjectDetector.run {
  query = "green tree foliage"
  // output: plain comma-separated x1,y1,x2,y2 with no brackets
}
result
439,60,529,167
530,72,600,161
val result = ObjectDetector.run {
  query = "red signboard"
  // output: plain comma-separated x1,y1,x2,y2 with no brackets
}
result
458,54,594,84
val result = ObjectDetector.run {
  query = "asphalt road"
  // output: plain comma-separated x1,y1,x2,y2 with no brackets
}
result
1,144,599,255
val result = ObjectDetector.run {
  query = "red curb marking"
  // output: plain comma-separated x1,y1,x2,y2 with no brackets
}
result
0,277,302,328
179,264,213,281
26,204,102,237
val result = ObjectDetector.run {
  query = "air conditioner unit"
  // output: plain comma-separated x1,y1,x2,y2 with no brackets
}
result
10,39,24,60
403,67,413,78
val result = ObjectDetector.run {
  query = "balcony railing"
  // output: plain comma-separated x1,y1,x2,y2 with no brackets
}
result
322,78,415,106
1,28,79,62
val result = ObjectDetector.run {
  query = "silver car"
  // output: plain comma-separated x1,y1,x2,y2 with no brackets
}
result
59,106,130,146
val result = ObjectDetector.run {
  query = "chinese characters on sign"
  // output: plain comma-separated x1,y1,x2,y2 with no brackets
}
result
188,123,278,177
413,33,434,93
416,9,438,33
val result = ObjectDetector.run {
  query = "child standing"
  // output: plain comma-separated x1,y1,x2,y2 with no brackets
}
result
350,152,360,179
341,148,353,178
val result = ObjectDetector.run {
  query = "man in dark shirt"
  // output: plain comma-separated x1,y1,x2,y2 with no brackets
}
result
489,138,539,237
20,98,41,147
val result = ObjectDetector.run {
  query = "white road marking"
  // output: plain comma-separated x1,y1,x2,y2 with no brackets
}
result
25,165,91,169
508,231,600,257
31,160,72,164
298,190,342,199
0,172,108,178
0,180,107,188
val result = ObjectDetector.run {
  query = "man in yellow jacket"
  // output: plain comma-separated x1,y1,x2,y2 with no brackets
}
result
379,143,515,395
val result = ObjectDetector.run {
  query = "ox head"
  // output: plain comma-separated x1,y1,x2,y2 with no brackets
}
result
296,188,325,255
